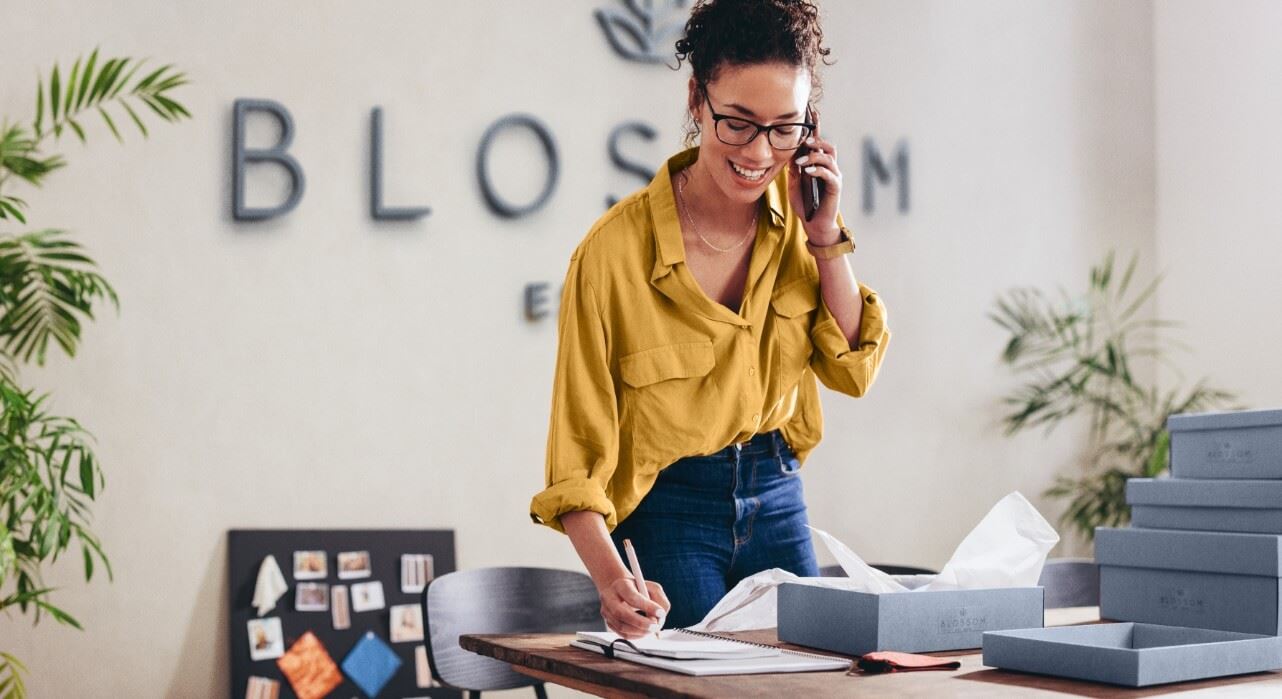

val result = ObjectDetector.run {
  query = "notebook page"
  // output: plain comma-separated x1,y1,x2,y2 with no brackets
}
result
575,630,779,659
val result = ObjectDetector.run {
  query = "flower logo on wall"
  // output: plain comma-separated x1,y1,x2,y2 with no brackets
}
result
596,0,690,64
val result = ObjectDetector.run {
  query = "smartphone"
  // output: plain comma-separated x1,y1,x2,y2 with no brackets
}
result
797,105,825,221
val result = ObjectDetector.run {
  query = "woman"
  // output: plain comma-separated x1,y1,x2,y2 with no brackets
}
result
530,0,890,637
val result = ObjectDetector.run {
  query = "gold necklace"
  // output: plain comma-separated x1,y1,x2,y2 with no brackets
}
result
676,169,758,254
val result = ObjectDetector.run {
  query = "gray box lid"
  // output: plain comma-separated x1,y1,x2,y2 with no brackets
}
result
1095,527,1282,577
1127,478,1282,509
1167,407,1282,432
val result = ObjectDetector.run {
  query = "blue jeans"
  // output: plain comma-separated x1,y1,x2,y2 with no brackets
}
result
610,429,819,629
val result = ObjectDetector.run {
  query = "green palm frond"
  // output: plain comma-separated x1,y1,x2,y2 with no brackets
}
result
0,122,65,215
0,652,28,699
0,48,191,214
34,48,190,144
0,230,118,365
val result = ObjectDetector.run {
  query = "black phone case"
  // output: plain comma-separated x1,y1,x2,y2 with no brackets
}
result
800,107,825,221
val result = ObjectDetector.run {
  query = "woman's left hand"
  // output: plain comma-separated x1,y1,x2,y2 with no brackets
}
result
786,135,844,245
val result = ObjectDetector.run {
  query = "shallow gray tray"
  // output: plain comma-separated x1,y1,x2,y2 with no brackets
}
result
983,623,1282,687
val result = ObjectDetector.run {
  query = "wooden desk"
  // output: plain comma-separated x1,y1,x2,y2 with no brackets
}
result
460,608,1282,698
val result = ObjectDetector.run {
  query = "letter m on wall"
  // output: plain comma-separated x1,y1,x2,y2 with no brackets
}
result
862,138,910,215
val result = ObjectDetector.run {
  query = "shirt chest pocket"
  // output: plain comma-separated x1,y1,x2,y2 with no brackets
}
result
770,278,819,393
619,340,719,470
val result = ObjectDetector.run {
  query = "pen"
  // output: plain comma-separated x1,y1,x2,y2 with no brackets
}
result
623,538,661,638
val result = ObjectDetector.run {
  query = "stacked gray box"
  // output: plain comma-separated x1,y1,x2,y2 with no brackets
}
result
1128,478,1282,534
1169,408,1282,479
1096,527,1282,634
1097,408,1282,637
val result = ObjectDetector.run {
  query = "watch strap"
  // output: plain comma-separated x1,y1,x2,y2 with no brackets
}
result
805,226,855,260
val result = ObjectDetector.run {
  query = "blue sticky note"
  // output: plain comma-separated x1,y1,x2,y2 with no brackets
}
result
341,631,402,697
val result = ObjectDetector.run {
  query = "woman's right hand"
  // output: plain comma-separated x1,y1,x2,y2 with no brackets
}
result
598,577,670,639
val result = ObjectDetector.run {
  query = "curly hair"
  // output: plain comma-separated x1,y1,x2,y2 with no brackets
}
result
674,0,834,148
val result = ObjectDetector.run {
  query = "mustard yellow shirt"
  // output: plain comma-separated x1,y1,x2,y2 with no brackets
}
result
530,147,890,533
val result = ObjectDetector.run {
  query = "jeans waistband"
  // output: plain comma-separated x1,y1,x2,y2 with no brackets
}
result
713,429,787,459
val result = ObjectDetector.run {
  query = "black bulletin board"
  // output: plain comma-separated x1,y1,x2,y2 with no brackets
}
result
227,529,462,699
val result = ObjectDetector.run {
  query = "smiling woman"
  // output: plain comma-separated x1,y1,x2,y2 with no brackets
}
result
530,0,891,635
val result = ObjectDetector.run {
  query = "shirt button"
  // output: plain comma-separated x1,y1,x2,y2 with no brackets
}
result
748,366,756,376
752,413,760,423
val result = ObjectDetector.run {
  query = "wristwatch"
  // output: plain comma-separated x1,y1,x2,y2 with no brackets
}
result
805,226,855,260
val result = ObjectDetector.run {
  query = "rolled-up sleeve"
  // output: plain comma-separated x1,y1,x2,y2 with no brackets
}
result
808,282,890,398
530,253,621,533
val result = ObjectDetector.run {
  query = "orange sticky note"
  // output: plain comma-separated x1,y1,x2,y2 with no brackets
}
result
276,631,342,699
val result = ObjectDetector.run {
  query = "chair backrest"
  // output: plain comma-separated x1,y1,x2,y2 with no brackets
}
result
1038,557,1100,608
817,563,938,577
423,567,603,692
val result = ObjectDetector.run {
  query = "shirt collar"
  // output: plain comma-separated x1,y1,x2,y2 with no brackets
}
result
648,147,786,280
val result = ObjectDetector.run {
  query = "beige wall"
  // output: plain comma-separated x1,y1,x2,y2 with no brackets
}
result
3,1,1158,696
1154,0,1282,404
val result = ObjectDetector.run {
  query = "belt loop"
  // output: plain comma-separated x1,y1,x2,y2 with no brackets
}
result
773,431,788,472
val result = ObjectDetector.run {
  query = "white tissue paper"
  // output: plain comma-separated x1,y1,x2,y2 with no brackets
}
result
925,491,1060,590
687,491,1059,632
251,554,289,616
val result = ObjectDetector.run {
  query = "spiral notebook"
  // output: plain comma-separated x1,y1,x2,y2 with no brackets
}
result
571,629,851,676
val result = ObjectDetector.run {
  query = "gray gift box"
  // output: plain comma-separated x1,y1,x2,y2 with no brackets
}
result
777,580,1044,655
1168,408,1282,479
1096,527,1282,635
983,623,1282,687
1128,477,1282,534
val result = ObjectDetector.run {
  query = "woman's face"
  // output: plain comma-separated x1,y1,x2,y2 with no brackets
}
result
689,61,812,207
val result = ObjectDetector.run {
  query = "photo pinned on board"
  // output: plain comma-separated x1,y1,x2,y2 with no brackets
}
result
401,553,435,593
293,550,327,580
331,584,351,630
337,550,372,580
295,582,329,612
247,617,285,661
414,645,438,688
245,675,280,699
389,603,425,643
350,580,386,612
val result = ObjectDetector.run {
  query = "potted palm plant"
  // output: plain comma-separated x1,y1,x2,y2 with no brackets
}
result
990,252,1236,544
0,48,189,698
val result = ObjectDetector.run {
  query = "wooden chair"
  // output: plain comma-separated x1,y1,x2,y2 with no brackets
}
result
1037,557,1100,608
423,567,603,699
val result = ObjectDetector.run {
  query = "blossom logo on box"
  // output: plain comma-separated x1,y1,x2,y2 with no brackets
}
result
1158,587,1206,613
596,0,690,64
1207,440,1254,463
939,606,988,634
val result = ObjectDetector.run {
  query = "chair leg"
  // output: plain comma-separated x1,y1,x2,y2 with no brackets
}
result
533,683,548,699
467,691,482,699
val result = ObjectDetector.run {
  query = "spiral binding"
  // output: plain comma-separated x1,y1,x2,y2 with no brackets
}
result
673,628,847,662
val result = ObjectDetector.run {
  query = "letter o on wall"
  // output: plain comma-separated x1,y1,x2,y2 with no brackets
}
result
476,114,559,218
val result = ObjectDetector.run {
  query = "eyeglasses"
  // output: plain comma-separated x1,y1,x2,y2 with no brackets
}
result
703,91,814,150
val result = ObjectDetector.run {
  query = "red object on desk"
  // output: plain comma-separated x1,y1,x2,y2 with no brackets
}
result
855,651,962,674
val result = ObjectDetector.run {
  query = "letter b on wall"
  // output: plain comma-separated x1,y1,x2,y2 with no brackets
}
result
232,99,305,220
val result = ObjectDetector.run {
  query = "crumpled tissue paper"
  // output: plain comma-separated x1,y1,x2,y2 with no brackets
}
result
687,491,1059,632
